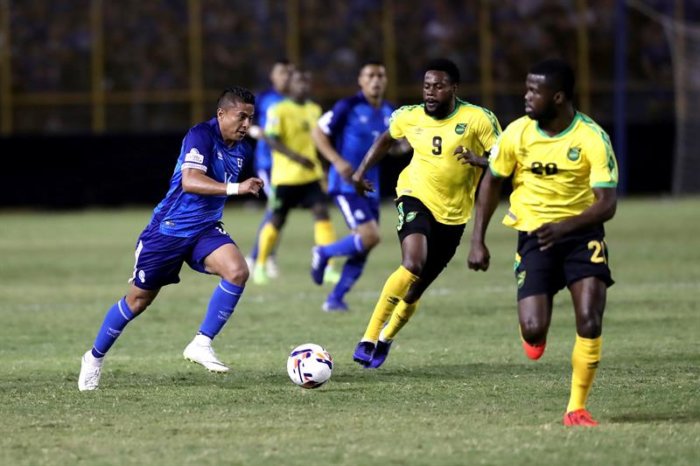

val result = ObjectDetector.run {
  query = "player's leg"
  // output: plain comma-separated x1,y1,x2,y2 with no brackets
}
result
562,277,606,426
518,294,554,360
373,221,464,368
79,229,185,391
79,284,160,391
247,170,281,277
182,226,249,373
254,189,289,285
354,197,428,365
312,194,380,290
514,231,562,360
308,187,340,284
561,226,614,426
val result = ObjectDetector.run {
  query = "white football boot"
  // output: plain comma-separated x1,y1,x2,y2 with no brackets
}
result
183,335,230,373
265,256,280,279
78,350,104,391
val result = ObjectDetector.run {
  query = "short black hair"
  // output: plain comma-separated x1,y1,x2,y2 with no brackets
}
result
529,58,575,100
360,59,384,69
424,58,460,84
217,86,255,108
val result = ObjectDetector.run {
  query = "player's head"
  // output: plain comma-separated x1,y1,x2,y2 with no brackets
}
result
422,58,459,118
358,61,387,101
288,68,312,101
270,58,294,94
525,58,575,121
216,86,256,144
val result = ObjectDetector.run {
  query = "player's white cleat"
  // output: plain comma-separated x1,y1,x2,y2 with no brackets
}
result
78,350,104,391
265,256,280,279
183,335,230,373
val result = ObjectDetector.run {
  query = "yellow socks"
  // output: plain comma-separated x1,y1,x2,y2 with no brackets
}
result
314,219,336,246
314,219,338,269
362,266,418,342
566,334,602,412
379,300,420,342
256,223,279,268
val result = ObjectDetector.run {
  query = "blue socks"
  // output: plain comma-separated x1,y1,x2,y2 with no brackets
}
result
321,233,364,258
198,279,244,339
92,297,136,358
331,253,367,301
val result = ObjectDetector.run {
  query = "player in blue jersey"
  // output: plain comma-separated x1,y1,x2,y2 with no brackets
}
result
245,59,295,279
78,87,264,391
310,61,397,312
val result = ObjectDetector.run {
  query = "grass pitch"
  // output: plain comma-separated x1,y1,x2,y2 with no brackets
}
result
0,197,698,465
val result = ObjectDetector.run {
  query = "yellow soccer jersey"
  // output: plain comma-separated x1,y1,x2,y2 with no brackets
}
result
489,112,618,232
265,98,323,186
390,99,501,225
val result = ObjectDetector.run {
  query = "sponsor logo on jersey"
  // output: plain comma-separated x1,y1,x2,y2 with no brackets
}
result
138,269,146,283
185,148,204,164
217,151,223,160
455,123,468,135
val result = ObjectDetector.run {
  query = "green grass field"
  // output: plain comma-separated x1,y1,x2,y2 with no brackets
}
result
1,197,698,465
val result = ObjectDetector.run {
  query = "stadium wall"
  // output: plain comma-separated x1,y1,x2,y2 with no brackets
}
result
0,122,673,209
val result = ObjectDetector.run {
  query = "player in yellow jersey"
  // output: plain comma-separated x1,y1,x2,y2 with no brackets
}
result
467,59,618,427
253,68,338,285
351,58,502,368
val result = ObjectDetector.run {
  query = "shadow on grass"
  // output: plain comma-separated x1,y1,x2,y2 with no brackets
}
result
609,411,700,424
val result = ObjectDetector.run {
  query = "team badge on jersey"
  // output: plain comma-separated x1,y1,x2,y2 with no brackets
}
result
455,123,468,135
567,147,581,161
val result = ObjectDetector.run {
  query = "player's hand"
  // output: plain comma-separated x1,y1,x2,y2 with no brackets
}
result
239,177,264,197
351,172,374,196
530,222,565,251
467,241,491,271
334,158,354,181
454,146,488,168
247,125,263,140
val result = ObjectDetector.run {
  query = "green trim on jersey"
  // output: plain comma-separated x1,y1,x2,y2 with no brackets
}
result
390,104,421,125
426,99,463,121
489,166,507,178
463,100,502,137
578,112,617,177
535,111,581,138
592,181,618,188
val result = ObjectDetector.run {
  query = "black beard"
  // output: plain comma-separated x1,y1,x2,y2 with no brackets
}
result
528,103,557,122
424,102,451,119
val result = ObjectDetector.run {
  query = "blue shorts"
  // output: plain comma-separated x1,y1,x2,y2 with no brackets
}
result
333,193,380,229
129,222,234,290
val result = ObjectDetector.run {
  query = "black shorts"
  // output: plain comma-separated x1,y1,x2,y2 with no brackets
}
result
515,224,614,300
395,196,465,281
270,181,328,215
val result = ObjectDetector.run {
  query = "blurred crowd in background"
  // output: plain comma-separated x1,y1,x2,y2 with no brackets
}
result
6,0,698,133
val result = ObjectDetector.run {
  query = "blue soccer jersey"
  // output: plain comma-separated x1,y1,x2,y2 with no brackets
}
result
149,118,252,237
318,92,394,199
254,88,285,172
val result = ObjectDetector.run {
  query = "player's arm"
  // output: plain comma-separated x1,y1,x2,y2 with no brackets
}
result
311,125,353,180
531,187,617,251
265,135,315,169
351,130,396,195
181,168,263,197
468,169,504,271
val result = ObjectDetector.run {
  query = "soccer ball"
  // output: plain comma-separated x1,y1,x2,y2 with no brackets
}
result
286,343,333,389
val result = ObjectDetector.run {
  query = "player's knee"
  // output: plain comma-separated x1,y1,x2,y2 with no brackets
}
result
221,264,249,286
401,258,423,276
125,295,152,314
519,319,547,344
576,309,603,338
361,230,381,250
